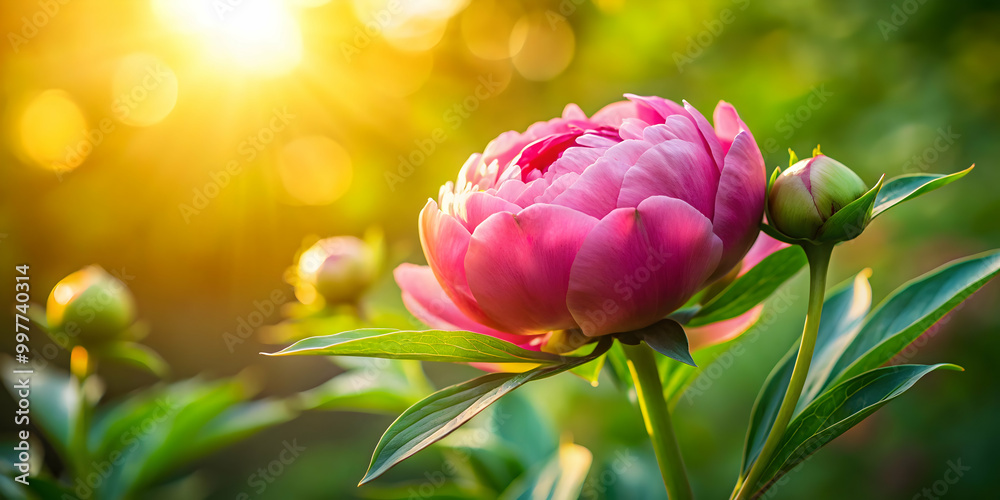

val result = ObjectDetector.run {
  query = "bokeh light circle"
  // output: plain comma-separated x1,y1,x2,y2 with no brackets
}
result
509,13,576,81
112,53,179,127
18,89,90,172
278,136,353,205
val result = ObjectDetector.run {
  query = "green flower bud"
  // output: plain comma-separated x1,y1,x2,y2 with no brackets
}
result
296,236,376,306
768,154,867,239
46,266,136,346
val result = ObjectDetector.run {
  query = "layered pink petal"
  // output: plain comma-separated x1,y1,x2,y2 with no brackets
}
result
687,305,763,351
457,192,522,232
710,131,767,281
550,156,631,219
686,233,788,350
567,196,724,337
617,138,719,218
466,204,599,334
683,101,726,171
713,100,752,155
418,200,501,329
742,233,789,273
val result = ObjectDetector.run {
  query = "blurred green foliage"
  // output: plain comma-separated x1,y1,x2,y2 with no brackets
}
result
2,0,999,498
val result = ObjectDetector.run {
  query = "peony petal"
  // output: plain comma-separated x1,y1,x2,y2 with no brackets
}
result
562,103,587,120
687,305,763,351
741,232,789,274
713,100,752,155
624,94,687,122
567,196,724,337
550,157,631,219
456,192,522,232
419,199,502,329
683,100,726,171
710,131,767,281
466,204,599,334
617,139,719,218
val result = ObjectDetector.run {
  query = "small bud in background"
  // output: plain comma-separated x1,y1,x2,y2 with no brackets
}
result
46,266,136,346
295,236,377,307
768,153,867,239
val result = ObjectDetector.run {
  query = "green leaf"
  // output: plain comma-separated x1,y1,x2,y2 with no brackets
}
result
1,358,77,459
295,360,427,414
752,364,961,494
740,270,875,476
266,328,563,365
826,249,1000,389
360,339,610,485
97,342,169,377
814,174,884,243
569,353,605,387
688,246,807,327
631,319,694,366
796,271,873,412
739,347,796,476
872,166,973,219
498,442,593,500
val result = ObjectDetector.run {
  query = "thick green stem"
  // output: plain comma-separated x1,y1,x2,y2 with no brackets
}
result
622,342,694,500
734,243,833,500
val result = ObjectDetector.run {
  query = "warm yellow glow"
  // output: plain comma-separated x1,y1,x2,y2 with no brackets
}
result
353,0,467,52
18,89,89,172
509,13,576,81
461,0,521,60
278,136,353,205
152,0,303,76
112,53,179,127
70,346,91,379
53,283,77,305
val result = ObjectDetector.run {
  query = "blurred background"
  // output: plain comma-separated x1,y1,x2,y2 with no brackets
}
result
2,0,999,498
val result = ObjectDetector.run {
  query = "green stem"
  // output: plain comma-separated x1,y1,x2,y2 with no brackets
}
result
622,342,694,500
734,243,833,500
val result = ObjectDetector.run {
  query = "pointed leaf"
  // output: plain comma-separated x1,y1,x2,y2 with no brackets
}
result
267,328,563,364
752,364,961,494
814,175,884,243
569,353,606,387
826,249,1000,390
872,166,973,219
360,340,610,485
739,347,796,476
97,342,169,377
796,271,873,412
688,246,807,327
632,319,694,366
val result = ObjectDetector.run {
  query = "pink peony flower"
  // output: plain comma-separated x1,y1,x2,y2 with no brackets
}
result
395,94,767,347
